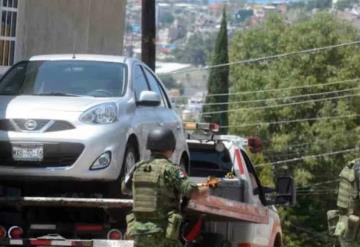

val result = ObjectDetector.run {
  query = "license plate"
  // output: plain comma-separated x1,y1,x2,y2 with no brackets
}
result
12,144,44,161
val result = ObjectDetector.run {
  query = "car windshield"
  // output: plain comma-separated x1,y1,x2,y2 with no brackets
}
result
0,60,127,97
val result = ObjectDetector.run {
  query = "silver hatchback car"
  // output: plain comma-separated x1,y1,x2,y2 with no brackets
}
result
0,54,189,195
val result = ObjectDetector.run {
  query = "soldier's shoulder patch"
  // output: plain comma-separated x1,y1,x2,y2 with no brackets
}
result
175,167,187,179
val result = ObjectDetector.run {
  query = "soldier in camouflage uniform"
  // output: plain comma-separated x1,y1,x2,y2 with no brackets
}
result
122,128,199,247
328,158,360,247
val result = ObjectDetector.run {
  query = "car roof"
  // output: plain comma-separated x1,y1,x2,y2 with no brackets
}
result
29,54,135,64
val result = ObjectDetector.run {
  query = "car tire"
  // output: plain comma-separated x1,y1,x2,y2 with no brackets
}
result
106,143,139,198
179,155,188,173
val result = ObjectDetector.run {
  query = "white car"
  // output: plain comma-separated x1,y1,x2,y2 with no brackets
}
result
0,54,189,196
187,130,294,247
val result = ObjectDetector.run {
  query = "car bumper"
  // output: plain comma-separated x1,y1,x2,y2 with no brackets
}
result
0,123,127,182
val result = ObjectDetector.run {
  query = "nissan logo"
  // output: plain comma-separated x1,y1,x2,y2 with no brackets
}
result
24,120,38,131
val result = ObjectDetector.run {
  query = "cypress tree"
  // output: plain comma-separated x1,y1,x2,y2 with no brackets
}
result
203,8,229,133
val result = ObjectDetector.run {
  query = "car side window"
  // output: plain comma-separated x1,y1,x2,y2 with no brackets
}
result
157,81,172,109
133,65,150,101
143,69,166,108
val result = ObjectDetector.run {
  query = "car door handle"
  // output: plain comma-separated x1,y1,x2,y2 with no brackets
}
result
176,124,181,129
158,122,164,127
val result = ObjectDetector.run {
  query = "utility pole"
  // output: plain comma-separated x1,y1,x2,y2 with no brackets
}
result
141,0,156,71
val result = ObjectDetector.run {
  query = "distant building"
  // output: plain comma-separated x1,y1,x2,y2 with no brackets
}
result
0,0,18,68
0,0,126,71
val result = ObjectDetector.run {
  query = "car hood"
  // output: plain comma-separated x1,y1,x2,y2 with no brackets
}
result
0,96,116,118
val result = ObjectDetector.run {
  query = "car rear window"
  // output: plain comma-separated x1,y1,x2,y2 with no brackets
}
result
189,145,233,177
0,60,127,97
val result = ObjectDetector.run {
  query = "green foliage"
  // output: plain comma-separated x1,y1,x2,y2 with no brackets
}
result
159,11,175,25
229,12,360,246
173,32,216,66
158,74,184,94
234,9,254,23
336,0,357,10
203,9,229,133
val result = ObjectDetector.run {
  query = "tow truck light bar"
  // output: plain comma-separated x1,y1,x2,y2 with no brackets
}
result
184,122,220,133
185,122,263,153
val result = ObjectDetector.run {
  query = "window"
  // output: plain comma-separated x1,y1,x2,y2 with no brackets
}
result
0,1,18,66
144,68,166,107
3,0,18,8
0,60,127,97
133,65,149,100
241,150,267,205
189,146,233,177
157,81,172,109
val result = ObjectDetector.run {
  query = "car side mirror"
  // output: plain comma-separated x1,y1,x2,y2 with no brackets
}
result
137,91,161,107
274,176,296,206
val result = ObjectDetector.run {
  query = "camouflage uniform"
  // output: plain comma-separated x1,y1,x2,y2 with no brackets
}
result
333,159,360,247
122,157,196,247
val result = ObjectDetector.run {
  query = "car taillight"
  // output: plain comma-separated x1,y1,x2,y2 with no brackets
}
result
107,229,122,240
75,224,103,233
8,226,23,239
0,226,6,238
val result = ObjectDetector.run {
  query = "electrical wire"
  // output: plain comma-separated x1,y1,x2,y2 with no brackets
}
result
201,93,360,115
168,40,360,75
287,222,332,242
255,147,359,167
297,179,340,190
220,113,360,129
173,78,360,99
264,133,359,153
199,87,360,106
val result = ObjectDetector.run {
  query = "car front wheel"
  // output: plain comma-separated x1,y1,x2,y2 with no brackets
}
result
106,144,139,198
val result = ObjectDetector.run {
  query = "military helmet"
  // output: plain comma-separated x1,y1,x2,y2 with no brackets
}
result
146,127,176,152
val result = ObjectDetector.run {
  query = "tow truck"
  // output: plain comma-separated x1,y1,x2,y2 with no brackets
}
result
0,123,295,247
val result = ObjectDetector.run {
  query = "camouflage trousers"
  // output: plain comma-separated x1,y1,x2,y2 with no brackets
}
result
133,232,182,247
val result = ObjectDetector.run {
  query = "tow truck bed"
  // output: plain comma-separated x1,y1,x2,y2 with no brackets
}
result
0,238,134,247
0,197,132,208
0,178,268,246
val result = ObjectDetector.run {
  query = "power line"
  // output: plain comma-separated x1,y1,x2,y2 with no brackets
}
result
265,132,359,152
173,78,360,99
220,113,360,129
168,40,360,75
202,93,360,115
200,87,360,106
287,222,332,242
297,180,339,190
255,147,359,167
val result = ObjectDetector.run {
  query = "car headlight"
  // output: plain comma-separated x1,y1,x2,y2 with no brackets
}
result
80,103,118,124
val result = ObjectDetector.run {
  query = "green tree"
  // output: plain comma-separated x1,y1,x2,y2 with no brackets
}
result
173,32,216,66
203,9,229,132
336,0,357,10
158,74,184,94
159,11,175,25
229,13,360,246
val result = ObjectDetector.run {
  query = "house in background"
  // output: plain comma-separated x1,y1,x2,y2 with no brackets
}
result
0,0,126,73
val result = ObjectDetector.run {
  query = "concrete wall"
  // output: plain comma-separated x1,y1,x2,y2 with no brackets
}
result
15,0,126,62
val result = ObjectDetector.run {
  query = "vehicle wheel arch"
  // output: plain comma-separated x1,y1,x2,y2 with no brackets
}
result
126,134,140,160
273,233,282,247
180,152,190,173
